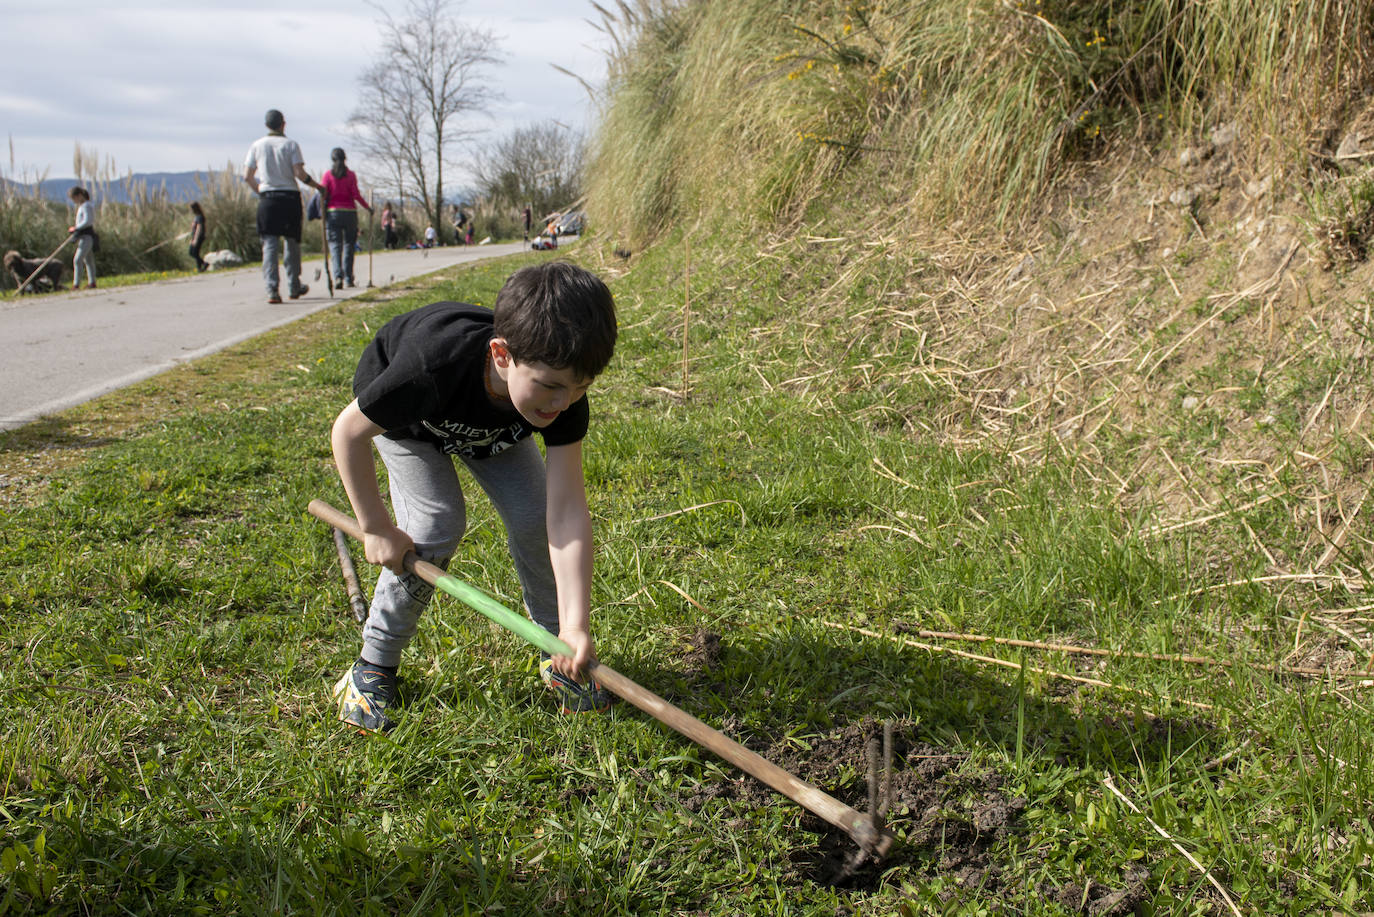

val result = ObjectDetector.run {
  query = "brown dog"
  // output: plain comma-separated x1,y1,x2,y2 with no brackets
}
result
5,249,64,293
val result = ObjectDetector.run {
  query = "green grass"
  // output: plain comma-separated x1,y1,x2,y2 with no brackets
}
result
2,245,1371,914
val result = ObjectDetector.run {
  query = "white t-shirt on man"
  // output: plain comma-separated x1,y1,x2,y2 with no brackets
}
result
244,134,304,192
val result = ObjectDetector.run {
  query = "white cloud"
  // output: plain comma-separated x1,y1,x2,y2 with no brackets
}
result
0,93,51,116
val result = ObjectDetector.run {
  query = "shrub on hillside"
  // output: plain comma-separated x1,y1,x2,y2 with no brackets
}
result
589,0,1374,243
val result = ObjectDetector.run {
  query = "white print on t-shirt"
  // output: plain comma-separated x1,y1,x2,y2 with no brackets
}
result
422,419,526,459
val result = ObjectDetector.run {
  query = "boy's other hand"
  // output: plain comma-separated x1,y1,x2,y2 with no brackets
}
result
364,525,414,574
553,629,597,681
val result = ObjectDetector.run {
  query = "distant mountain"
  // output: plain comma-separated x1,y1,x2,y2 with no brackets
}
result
0,171,481,207
2,171,220,204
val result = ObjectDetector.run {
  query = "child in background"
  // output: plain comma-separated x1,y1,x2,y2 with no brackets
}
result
330,261,619,732
424,225,437,248
381,202,397,250
68,186,96,289
188,202,208,272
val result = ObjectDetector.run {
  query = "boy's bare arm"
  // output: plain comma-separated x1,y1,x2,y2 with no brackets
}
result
545,441,596,679
331,399,414,573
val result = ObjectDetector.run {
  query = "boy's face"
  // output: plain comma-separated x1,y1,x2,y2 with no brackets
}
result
489,339,593,427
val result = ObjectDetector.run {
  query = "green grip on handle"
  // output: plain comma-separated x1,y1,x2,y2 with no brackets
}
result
306,498,574,658
431,572,573,659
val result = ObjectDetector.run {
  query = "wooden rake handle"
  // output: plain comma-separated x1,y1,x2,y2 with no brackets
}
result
17,235,73,292
307,499,893,857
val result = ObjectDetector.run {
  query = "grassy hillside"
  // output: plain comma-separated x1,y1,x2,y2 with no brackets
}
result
589,0,1371,237
586,0,1374,613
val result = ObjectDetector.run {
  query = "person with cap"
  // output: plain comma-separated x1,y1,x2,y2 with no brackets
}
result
242,109,322,303
320,147,373,288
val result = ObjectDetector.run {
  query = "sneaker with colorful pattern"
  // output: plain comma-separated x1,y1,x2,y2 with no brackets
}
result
333,660,398,733
539,653,612,714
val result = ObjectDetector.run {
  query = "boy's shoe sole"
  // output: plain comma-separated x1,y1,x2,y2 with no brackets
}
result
539,655,612,714
333,663,396,733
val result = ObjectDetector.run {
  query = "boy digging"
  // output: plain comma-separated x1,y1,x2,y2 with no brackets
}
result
330,262,617,732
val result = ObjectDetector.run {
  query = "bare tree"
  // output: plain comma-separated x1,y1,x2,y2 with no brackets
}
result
472,122,585,221
348,63,423,206
347,0,502,241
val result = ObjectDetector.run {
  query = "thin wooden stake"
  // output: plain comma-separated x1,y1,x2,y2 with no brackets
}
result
1315,480,1371,572
1102,776,1243,917
15,235,72,293
681,234,691,396
828,620,1368,680
826,622,1214,712
331,526,369,623
367,192,375,288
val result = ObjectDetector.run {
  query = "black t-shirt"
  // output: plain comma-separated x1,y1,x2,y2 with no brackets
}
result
353,301,589,459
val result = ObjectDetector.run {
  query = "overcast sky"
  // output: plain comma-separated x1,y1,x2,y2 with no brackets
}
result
0,0,615,191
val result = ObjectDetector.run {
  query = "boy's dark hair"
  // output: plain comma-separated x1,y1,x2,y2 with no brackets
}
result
68,186,89,202
494,262,616,379
265,109,285,132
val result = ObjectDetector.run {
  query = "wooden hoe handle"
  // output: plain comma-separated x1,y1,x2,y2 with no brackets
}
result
307,499,893,856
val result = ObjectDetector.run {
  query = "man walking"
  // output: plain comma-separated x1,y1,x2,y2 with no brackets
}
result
243,109,322,303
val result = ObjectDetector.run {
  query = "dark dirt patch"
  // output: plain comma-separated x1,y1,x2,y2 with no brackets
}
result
559,783,599,805
658,629,731,703
670,716,1167,904
680,629,722,677
783,726,1026,890
1040,866,1150,916
679,718,1027,889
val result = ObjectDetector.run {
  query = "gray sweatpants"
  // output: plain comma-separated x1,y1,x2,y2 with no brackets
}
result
73,235,96,286
360,434,559,668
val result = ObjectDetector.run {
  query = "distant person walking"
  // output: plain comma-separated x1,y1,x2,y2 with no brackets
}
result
68,186,97,289
320,147,373,288
188,201,208,272
452,205,466,244
381,202,397,250
242,109,322,304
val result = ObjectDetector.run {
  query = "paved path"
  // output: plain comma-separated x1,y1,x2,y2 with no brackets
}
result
0,243,528,431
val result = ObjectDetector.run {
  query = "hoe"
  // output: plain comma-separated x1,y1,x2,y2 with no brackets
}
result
309,499,896,864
